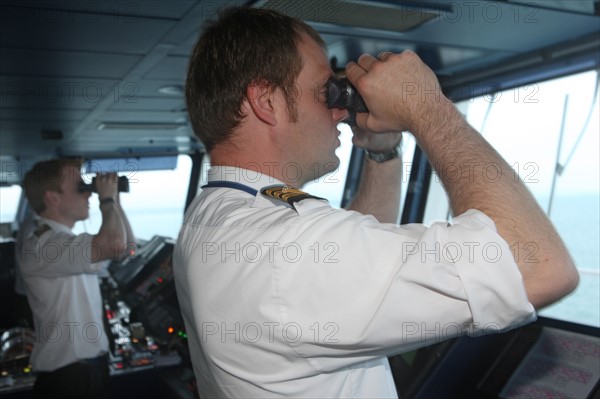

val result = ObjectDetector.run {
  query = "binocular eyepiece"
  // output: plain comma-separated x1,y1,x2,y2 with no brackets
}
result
79,176,129,193
326,77,368,125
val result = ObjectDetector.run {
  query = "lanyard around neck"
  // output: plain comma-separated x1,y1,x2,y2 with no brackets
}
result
201,180,258,196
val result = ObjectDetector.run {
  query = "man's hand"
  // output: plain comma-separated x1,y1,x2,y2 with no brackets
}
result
94,173,119,201
346,50,449,134
92,173,127,261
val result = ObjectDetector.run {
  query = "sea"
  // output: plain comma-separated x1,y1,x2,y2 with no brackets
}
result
537,194,600,327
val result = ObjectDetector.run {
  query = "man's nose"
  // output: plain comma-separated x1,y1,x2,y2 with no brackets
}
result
332,107,349,124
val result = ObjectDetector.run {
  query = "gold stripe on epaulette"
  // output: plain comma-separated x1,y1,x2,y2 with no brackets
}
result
261,185,325,206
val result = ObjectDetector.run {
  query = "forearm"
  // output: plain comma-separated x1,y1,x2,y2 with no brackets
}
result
93,201,128,261
116,199,136,251
414,100,578,308
346,50,578,308
346,155,402,223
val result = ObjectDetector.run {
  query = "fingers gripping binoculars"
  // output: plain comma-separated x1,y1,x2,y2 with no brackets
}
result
79,176,130,193
326,77,368,125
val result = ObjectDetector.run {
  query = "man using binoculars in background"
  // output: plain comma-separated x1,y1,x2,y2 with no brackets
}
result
19,158,134,399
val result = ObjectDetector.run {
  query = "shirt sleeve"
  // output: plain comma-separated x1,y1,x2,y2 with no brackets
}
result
20,230,108,278
275,203,536,372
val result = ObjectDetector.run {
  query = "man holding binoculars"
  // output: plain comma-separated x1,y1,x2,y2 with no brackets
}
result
19,158,134,399
175,6,578,398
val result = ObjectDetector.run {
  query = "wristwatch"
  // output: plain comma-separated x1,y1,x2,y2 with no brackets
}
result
364,143,401,163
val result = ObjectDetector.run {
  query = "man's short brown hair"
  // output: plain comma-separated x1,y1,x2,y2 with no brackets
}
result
23,159,83,214
185,6,325,152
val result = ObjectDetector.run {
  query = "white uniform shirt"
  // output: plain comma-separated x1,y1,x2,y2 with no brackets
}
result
174,167,535,398
20,217,109,371
14,210,39,295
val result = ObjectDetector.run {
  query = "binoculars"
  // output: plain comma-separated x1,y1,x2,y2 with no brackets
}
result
79,176,129,193
326,77,368,125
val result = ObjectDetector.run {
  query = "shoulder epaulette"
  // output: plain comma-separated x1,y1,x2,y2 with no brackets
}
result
261,185,325,206
34,224,51,238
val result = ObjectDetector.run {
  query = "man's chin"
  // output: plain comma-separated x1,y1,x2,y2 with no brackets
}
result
323,157,340,175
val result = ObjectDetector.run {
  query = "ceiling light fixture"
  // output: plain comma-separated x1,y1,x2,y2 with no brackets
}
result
158,85,184,95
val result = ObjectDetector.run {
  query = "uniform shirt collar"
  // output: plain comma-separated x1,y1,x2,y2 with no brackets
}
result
206,166,287,192
205,166,292,209
38,217,73,234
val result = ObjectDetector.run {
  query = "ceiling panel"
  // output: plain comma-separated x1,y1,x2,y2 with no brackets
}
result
0,1,199,19
144,56,189,80
0,0,598,184
0,108,89,121
0,6,177,55
98,110,188,123
107,97,185,112
0,49,142,78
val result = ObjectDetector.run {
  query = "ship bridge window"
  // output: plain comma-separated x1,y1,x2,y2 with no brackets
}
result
424,70,600,327
0,185,21,225
73,154,192,241
303,123,416,210
302,123,355,207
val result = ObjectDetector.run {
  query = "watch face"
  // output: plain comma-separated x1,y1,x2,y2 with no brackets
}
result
366,148,399,163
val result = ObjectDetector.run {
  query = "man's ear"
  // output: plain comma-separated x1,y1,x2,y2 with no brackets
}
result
246,81,277,126
44,190,60,209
